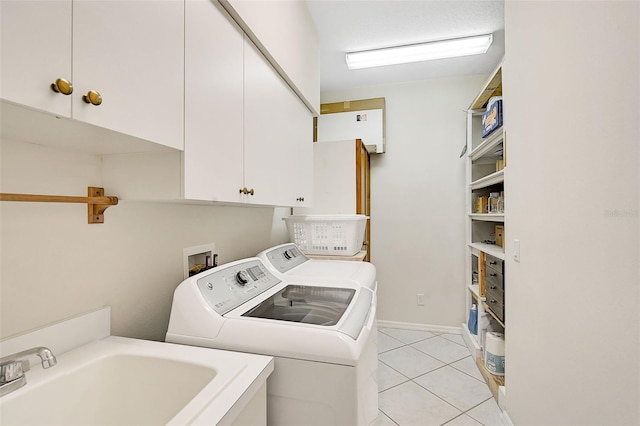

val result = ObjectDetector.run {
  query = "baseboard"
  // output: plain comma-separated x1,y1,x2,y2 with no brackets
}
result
501,409,514,426
377,320,461,335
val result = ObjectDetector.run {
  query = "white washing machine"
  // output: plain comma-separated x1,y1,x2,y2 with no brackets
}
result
257,243,377,293
166,257,378,426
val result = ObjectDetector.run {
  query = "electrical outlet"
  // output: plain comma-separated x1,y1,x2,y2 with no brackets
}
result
417,294,425,306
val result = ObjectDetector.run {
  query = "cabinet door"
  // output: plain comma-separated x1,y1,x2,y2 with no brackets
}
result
278,90,313,207
243,37,313,207
0,0,72,117
243,38,285,205
183,0,244,202
72,0,184,150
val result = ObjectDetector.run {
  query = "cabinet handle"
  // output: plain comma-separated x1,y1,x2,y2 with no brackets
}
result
239,187,255,196
50,78,73,95
296,197,305,202
82,90,102,106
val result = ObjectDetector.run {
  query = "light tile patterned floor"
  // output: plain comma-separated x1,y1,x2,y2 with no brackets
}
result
377,327,505,426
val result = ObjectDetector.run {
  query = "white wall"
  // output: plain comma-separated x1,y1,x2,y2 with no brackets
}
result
322,74,488,327
0,138,289,341
504,1,639,424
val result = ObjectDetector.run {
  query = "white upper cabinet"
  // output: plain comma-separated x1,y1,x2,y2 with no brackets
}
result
104,8,312,208
183,0,244,202
220,0,320,114
281,95,314,207
72,1,184,150
4,0,315,207
184,6,311,206
1,1,72,117
243,37,313,207
0,0,184,151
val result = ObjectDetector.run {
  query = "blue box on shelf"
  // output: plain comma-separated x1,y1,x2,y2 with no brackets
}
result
481,99,503,138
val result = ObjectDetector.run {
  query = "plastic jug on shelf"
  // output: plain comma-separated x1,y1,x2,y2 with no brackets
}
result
468,304,478,335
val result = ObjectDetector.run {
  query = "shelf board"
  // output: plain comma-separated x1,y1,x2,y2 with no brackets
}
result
482,302,506,328
470,129,504,161
469,61,503,110
467,284,485,301
475,356,505,401
470,169,505,190
469,242,505,260
469,213,505,223
461,322,482,360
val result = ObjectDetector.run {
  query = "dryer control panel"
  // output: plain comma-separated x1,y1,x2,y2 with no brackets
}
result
196,259,281,315
263,244,309,273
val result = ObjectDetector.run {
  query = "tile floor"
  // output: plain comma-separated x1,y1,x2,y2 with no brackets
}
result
377,327,505,426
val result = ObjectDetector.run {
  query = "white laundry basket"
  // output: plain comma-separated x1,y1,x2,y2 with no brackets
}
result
283,215,368,256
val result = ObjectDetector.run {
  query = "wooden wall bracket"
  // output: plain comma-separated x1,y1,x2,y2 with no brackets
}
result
0,186,118,224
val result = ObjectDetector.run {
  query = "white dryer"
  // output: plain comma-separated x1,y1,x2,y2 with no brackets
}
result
166,257,378,426
257,243,377,293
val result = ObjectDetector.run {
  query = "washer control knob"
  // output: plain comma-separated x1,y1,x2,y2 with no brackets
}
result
283,249,294,260
235,270,249,286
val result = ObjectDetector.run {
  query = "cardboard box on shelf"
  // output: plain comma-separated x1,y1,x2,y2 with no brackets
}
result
495,225,504,247
482,98,503,138
475,196,489,214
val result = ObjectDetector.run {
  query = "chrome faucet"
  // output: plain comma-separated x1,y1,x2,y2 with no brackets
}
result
0,347,57,397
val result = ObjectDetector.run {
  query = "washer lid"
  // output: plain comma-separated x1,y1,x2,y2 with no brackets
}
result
241,285,355,326
337,288,373,340
241,285,373,340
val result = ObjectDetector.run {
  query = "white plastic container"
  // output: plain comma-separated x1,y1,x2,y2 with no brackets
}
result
283,215,368,256
485,331,505,376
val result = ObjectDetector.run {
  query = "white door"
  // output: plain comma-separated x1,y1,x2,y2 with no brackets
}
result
277,87,313,207
243,37,284,205
72,0,184,149
183,0,244,202
0,0,72,117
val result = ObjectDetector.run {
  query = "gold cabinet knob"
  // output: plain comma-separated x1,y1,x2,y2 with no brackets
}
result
50,78,73,95
239,187,255,195
82,90,102,106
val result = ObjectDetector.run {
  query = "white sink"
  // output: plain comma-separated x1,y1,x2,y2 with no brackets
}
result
0,336,273,425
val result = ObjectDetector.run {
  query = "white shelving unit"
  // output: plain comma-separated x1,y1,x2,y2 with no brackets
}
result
470,169,504,190
469,242,505,260
462,60,506,401
469,127,505,160
468,213,505,223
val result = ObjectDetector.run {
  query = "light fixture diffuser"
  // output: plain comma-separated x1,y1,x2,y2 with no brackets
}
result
345,34,493,70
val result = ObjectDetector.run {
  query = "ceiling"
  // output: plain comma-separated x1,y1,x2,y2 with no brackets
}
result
305,0,505,92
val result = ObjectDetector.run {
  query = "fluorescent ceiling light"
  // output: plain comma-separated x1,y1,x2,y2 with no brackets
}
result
345,34,493,70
